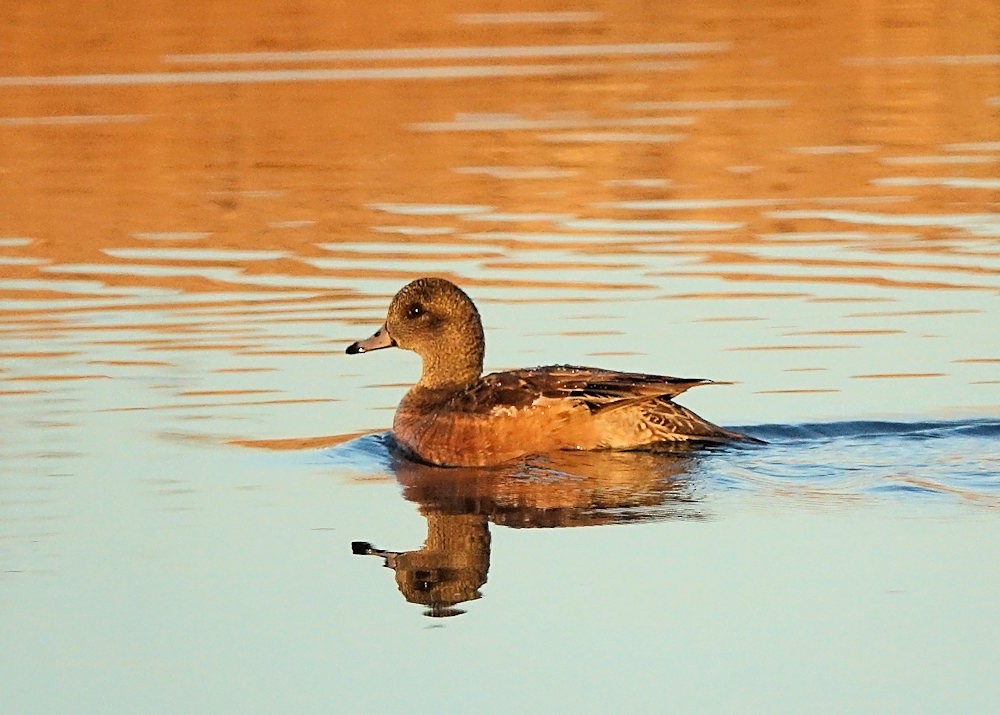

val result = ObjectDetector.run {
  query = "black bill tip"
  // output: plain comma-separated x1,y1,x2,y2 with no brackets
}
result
346,342,364,355
351,541,373,555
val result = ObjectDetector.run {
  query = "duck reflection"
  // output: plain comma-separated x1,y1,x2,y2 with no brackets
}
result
352,442,706,617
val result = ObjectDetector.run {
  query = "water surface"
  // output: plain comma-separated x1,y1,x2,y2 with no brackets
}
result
2,1,999,713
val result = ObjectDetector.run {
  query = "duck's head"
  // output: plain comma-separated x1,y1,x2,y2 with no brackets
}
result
347,277,485,388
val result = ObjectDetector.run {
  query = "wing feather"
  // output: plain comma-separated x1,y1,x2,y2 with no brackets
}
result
451,364,714,413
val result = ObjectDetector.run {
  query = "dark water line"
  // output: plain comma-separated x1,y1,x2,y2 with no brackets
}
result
738,418,1000,444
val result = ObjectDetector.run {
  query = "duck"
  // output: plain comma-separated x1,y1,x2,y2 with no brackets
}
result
347,277,758,467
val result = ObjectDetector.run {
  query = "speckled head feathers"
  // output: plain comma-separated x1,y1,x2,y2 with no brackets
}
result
356,277,486,389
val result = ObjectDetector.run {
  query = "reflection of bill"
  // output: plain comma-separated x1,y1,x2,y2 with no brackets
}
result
351,444,705,617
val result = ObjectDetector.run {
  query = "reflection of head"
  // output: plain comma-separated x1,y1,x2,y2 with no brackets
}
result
391,512,489,617
354,512,489,618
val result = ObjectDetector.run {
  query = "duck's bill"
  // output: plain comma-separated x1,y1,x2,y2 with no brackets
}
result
346,325,396,354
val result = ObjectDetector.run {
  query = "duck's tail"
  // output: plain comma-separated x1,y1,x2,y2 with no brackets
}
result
645,398,766,445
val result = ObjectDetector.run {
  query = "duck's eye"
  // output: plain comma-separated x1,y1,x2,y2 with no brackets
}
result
405,303,424,319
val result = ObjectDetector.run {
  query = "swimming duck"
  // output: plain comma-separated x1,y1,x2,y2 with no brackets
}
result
347,277,756,467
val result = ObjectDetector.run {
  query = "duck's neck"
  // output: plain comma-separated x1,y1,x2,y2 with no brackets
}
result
417,327,484,390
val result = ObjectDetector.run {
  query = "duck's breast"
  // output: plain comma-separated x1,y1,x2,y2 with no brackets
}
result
392,396,590,467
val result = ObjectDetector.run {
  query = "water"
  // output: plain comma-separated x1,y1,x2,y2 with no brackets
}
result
2,1,999,712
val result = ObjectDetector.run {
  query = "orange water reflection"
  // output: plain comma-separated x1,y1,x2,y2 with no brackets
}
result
1,0,998,437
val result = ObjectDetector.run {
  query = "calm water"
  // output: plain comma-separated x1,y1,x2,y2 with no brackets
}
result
2,1,999,712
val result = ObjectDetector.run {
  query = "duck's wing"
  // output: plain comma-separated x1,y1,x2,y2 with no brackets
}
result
515,366,756,443
533,364,713,401
456,364,714,413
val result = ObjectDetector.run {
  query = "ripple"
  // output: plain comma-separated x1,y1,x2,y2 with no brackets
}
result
1,61,704,88
768,209,1000,232
163,42,730,65
873,177,1000,190
370,226,456,236
539,132,683,143
368,203,492,216
599,198,785,210
453,166,577,180
880,155,997,165
789,145,878,154
102,248,289,261
941,141,1000,152
561,218,744,232
745,418,1000,442
623,99,791,111
844,54,1000,66
131,232,211,241
454,12,603,24
0,114,148,126
409,115,693,132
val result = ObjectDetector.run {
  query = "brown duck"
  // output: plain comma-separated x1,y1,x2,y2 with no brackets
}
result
347,277,757,467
